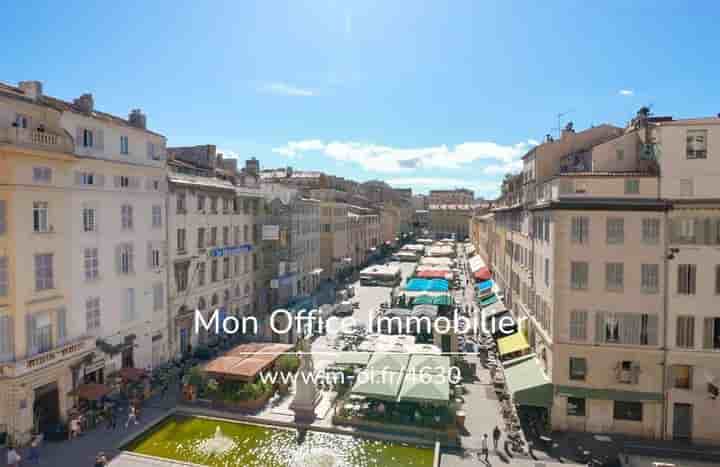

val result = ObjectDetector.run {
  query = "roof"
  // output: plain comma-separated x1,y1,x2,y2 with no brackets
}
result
503,357,553,408
367,352,410,372
350,370,405,401
202,343,293,381
406,355,450,375
521,124,623,161
497,332,531,356
334,351,372,367
397,371,449,404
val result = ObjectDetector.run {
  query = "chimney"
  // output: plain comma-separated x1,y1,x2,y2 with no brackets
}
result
73,93,94,113
19,81,43,101
245,157,259,176
128,109,147,129
561,121,575,140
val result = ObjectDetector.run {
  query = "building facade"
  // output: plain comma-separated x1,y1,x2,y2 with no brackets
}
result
429,204,473,239
428,188,474,205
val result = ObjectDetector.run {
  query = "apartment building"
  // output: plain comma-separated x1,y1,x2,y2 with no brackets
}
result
429,204,473,239
348,206,381,268
0,80,167,442
428,188,474,205
166,147,263,357
319,201,350,281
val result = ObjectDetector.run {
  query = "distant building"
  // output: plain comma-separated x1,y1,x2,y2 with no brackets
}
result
428,188,474,205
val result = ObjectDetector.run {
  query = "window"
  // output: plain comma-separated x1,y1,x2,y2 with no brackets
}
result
686,129,707,159
78,172,96,185
29,312,53,355
674,218,696,243
210,227,217,246
567,397,586,417
211,259,218,282
642,219,660,244
118,243,134,275
223,257,230,279
84,248,99,281
244,255,250,273
680,179,694,197
119,176,130,188
149,243,161,269
152,283,164,311
151,205,162,228
677,264,697,295
120,135,129,154
147,142,157,160
176,193,186,213
14,113,29,128
569,310,588,341
607,218,624,244
716,265,720,295
197,228,206,249
210,197,218,214
32,167,52,183
613,401,643,422
253,253,258,271
177,229,186,253
33,201,49,232
570,261,589,290
0,200,5,235
599,312,657,345
624,179,640,194
676,316,695,348
544,258,550,287
233,226,240,244
0,315,13,361
570,217,589,244
243,225,249,242
34,254,54,290
121,204,133,230
82,207,97,232
703,318,720,349
223,226,229,246
197,195,205,211
605,262,624,291
175,263,189,292
616,148,624,161
569,357,586,381
641,264,659,294
86,297,101,332
197,262,206,286
233,256,240,276
123,288,136,322
83,128,94,147
0,256,8,297
671,365,692,390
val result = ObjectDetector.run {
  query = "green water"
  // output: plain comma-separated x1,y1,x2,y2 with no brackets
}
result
127,415,434,467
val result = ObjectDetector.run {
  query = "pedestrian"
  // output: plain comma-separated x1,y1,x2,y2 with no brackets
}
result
69,416,81,439
28,434,41,464
94,451,108,467
6,445,21,467
125,405,139,428
492,425,501,450
480,433,489,462
109,406,118,430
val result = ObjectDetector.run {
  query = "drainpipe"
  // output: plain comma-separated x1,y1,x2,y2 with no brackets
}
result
660,206,669,441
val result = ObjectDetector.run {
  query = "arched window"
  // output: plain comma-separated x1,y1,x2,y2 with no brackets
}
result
223,289,230,304
244,283,250,297
197,297,206,310
211,293,219,306
235,284,241,297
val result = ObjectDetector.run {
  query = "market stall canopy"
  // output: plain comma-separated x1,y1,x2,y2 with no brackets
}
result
405,278,449,292
502,357,553,408
71,383,111,401
419,257,454,266
367,352,410,372
334,351,372,367
468,256,486,272
407,354,450,375
397,372,450,404
203,343,293,382
479,294,499,308
474,268,492,281
411,294,453,306
412,304,438,319
350,369,405,401
497,332,531,356
415,269,452,280
118,367,148,382
476,280,494,293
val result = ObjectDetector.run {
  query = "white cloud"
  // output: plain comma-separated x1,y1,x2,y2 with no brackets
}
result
259,82,316,97
482,160,523,175
218,148,240,159
271,139,535,172
619,89,634,96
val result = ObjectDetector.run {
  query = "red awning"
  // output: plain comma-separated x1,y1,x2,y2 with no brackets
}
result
71,383,111,401
474,267,492,281
415,269,452,279
118,367,148,382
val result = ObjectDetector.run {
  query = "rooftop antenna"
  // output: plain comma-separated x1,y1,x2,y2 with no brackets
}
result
554,109,574,138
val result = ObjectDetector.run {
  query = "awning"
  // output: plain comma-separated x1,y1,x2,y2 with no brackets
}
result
480,295,498,307
118,367,147,382
555,386,663,402
412,304,438,319
334,351,371,367
503,357,553,408
476,279,494,292
367,352,410,372
351,370,405,401
397,371,449,404
415,270,452,280
497,332,531,356
474,268,492,281
71,383,111,401
406,354,450,375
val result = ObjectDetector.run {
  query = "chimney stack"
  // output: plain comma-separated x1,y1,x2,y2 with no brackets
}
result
73,93,94,113
561,121,575,140
128,109,147,129
19,81,43,101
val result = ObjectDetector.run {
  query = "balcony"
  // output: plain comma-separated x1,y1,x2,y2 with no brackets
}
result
535,175,660,205
1,127,74,153
0,335,95,379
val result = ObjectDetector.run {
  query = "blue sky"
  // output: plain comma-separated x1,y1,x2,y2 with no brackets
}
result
4,1,720,197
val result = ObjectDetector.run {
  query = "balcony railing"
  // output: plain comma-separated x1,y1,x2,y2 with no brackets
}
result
1,127,74,153
0,335,95,378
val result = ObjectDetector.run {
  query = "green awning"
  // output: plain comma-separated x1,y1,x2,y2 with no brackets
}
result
480,295,498,307
503,357,553,408
432,294,453,306
406,355,450,375
397,371,450,404
351,370,405,401
556,386,663,402
411,295,434,305
367,352,410,372
334,352,371,367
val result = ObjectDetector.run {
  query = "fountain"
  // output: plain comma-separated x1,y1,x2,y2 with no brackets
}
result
197,425,237,456
290,335,321,424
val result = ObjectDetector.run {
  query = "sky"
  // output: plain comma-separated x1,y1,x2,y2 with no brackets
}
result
3,1,720,198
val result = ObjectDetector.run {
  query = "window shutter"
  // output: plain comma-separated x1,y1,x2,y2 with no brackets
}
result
76,127,83,148
96,174,105,187
147,241,154,269
703,318,714,349
595,311,605,343
57,307,67,345
646,314,659,346
128,243,135,274
0,200,6,235
26,314,35,356
147,142,154,160
130,177,140,189
95,129,104,150
631,362,641,384
115,245,122,274
74,171,83,185
0,316,13,359
114,176,121,188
